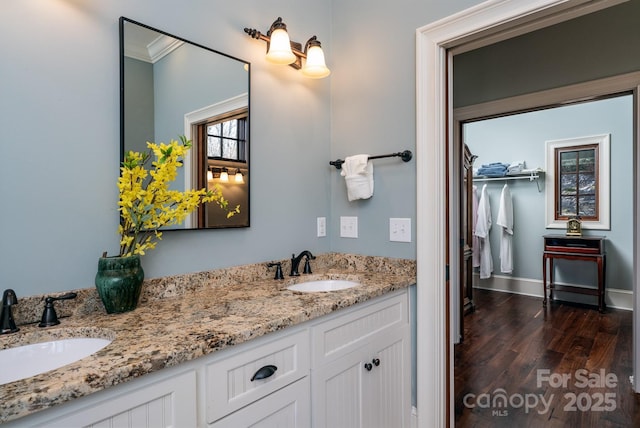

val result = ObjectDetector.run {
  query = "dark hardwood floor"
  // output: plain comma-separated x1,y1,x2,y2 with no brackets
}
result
455,289,640,427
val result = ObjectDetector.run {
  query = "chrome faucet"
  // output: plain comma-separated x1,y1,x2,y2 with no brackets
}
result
1,289,19,334
290,251,316,276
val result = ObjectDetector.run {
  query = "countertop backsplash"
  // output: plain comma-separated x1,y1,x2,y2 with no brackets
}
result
11,253,416,326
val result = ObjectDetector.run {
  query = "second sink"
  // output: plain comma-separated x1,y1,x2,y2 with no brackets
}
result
287,280,360,293
0,337,112,385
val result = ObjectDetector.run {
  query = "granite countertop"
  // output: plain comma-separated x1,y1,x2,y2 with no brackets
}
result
0,253,415,423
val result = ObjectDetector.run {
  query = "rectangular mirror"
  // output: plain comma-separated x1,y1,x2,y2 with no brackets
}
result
120,17,250,229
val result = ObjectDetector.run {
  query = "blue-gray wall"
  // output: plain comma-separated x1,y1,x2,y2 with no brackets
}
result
464,95,633,290
3,1,639,298
329,0,481,259
1,1,334,296
153,42,247,146
123,57,154,154
1,0,485,298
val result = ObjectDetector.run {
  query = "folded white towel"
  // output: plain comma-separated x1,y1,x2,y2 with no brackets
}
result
340,154,374,201
506,160,525,175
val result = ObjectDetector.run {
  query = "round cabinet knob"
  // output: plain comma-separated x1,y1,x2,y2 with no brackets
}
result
372,358,380,367
364,362,373,371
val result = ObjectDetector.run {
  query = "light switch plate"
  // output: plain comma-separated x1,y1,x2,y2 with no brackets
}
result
340,216,358,238
317,217,326,237
390,218,411,242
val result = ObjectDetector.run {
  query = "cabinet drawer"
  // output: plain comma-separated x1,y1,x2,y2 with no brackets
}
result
311,290,408,367
206,329,309,423
210,377,310,428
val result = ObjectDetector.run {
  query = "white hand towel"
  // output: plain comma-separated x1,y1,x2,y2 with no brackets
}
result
340,154,374,201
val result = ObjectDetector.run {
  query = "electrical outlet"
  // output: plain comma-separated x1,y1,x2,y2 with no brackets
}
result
317,217,326,237
390,218,411,242
340,216,358,238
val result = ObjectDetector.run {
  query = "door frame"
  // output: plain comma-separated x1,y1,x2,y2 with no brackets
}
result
414,0,634,426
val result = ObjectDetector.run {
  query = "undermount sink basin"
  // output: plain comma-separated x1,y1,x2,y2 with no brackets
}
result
0,337,112,385
287,279,360,293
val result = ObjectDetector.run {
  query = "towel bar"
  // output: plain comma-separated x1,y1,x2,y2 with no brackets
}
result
330,150,412,170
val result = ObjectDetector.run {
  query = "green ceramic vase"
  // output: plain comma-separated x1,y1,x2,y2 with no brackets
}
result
95,255,144,314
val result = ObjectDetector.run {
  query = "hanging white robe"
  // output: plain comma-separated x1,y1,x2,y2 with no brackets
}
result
474,184,493,279
496,183,514,274
472,185,480,268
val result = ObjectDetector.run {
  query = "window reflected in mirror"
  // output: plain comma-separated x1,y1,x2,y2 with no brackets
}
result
194,108,249,228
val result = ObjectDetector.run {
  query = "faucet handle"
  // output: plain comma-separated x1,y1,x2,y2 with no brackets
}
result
39,292,78,328
1,289,19,334
267,262,285,280
303,257,313,274
2,289,18,306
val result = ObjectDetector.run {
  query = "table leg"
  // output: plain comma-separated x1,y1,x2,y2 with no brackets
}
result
542,254,547,307
549,257,555,302
597,255,605,313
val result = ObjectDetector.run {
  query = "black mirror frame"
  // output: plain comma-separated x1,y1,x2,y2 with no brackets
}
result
118,16,251,230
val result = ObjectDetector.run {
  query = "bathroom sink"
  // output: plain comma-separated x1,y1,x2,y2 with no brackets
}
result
0,337,112,385
287,279,360,293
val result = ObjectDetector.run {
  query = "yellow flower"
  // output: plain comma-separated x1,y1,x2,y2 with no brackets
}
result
117,135,238,257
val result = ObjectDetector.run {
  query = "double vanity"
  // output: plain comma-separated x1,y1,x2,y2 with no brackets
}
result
0,253,415,427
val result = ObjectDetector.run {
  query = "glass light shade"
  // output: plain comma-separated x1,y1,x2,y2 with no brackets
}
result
235,169,244,183
266,28,296,65
220,169,229,182
302,45,330,78
207,170,213,181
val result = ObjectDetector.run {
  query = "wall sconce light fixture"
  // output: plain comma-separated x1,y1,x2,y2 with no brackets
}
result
209,167,245,184
219,167,229,183
244,17,331,79
234,168,245,184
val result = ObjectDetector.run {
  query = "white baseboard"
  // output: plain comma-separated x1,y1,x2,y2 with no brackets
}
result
473,274,633,311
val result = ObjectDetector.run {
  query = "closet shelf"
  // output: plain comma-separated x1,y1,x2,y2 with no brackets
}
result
473,171,544,191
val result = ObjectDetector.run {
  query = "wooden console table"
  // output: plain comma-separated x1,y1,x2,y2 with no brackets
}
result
542,234,606,312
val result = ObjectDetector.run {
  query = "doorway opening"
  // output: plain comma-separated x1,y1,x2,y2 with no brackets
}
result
454,93,634,337
453,92,635,425
415,1,640,426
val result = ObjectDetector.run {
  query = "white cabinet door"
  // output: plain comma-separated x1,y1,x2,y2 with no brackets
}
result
312,332,409,428
28,370,197,428
362,332,410,428
312,347,365,428
211,377,310,428
311,289,411,428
